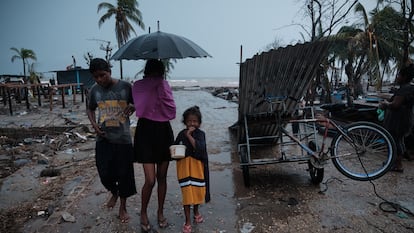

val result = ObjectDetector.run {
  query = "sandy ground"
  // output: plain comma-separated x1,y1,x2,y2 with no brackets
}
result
0,89,414,233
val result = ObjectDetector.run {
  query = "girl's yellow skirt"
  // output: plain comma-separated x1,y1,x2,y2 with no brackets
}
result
176,156,205,205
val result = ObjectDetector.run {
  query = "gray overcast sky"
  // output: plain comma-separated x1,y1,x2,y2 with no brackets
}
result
0,0,374,79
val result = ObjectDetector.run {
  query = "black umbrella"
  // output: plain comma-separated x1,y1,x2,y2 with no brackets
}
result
111,30,211,60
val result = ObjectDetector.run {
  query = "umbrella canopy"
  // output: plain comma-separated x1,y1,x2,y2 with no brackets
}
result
111,30,211,60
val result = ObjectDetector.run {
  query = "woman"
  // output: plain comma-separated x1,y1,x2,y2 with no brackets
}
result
132,59,176,231
379,63,414,172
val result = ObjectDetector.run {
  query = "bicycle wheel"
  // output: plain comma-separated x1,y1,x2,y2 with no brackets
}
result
330,121,396,181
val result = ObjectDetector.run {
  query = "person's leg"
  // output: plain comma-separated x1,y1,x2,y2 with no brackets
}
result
141,163,156,225
156,161,169,224
183,205,192,232
115,144,136,223
392,135,404,171
193,204,204,223
119,197,129,223
107,194,118,209
95,141,118,208
117,144,137,197
193,204,199,217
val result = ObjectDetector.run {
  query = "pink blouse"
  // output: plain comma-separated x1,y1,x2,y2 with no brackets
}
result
132,76,176,122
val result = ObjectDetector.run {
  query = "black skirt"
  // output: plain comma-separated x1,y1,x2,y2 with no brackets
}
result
134,118,174,163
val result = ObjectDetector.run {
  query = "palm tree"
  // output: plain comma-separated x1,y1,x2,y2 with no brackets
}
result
10,47,37,82
370,6,407,84
354,2,382,91
330,3,407,97
391,0,414,65
97,0,145,79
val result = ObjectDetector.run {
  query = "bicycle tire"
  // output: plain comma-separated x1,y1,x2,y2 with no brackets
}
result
330,121,396,181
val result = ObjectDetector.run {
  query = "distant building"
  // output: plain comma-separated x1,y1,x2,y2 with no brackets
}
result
0,74,26,84
53,68,95,89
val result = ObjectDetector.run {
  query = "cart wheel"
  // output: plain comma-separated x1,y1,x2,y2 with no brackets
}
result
308,160,324,184
242,165,250,187
308,141,324,184
240,146,250,187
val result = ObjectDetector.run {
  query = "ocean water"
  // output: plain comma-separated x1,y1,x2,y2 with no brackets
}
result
168,76,239,87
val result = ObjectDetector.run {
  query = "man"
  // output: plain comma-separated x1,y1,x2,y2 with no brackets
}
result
86,58,136,223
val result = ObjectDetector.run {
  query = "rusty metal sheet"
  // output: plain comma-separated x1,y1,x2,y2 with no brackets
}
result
238,40,331,143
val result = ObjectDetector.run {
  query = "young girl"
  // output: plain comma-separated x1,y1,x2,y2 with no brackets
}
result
173,106,210,233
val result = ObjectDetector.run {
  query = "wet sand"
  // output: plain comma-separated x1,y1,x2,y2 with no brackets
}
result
1,89,414,233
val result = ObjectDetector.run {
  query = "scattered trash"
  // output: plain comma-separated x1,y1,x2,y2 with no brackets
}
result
36,153,50,165
23,138,33,144
37,159,49,165
396,211,408,219
37,211,46,216
13,158,30,167
288,197,299,206
240,222,255,233
74,132,87,141
61,211,76,222
47,204,55,216
64,148,79,154
40,168,61,177
42,178,51,185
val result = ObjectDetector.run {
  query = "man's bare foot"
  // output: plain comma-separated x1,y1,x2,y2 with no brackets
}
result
106,194,118,209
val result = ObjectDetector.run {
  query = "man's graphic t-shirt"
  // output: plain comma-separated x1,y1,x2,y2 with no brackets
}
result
88,80,133,144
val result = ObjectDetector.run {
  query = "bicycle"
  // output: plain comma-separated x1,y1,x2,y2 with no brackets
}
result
237,96,396,187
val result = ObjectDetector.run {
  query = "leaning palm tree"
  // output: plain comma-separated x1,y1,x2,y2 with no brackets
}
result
10,47,37,83
370,6,407,86
97,0,145,79
354,2,382,91
353,4,408,90
330,3,405,96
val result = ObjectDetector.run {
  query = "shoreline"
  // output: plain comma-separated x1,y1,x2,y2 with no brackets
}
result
0,85,239,116
171,85,239,102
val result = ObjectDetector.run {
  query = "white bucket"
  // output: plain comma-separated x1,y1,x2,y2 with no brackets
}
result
169,145,186,159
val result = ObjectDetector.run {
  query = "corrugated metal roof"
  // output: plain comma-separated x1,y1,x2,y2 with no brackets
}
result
237,40,331,143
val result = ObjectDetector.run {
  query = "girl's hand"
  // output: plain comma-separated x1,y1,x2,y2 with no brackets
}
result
185,127,197,148
186,126,196,136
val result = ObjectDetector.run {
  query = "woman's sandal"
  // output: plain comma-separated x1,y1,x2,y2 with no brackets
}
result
158,217,168,228
140,222,151,232
193,214,204,224
182,223,192,233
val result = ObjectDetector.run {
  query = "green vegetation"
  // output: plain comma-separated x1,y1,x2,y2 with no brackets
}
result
97,0,145,79
10,47,37,83
294,0,414,100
